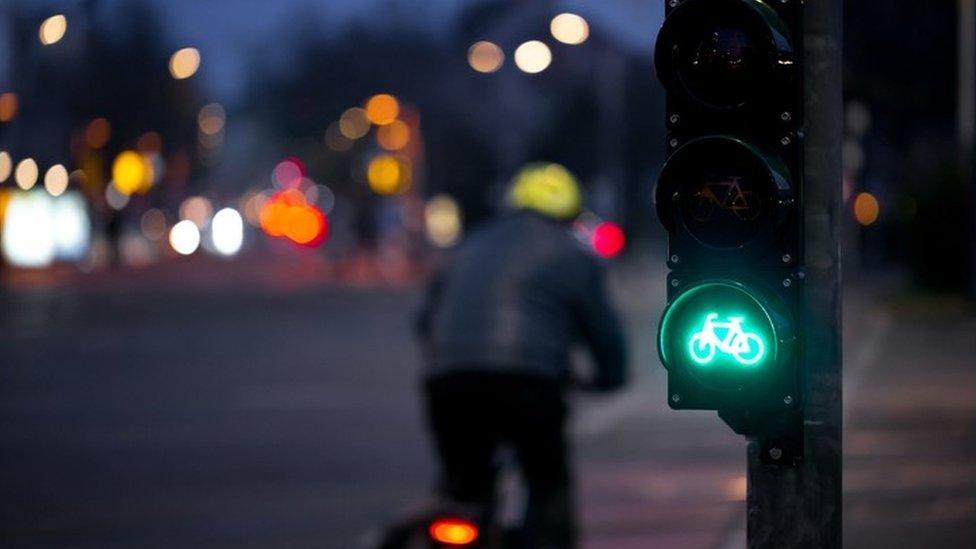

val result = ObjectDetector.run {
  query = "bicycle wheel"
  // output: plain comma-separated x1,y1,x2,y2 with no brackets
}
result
731,333,765,365
688,333,716,364
688,190,716,222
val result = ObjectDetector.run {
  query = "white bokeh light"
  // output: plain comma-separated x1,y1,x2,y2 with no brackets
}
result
52,191,91,260
210,207,244,256
169,219,201,255
514,41,552,74
2,190,56,267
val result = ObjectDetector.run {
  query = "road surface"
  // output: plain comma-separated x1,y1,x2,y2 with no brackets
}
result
1,259,973,547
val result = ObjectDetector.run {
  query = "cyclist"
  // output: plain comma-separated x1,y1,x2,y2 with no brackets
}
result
415,163,628,548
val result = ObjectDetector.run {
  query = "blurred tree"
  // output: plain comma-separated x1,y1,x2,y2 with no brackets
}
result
5,0,202,174
3,0,206,267
241,0,666,240
905,163,973,290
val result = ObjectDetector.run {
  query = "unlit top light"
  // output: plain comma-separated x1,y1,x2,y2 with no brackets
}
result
514,41,552,74
550,13,589,45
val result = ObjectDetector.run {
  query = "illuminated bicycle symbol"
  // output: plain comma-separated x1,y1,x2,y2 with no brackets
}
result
689,176,761,223
688,313,766,366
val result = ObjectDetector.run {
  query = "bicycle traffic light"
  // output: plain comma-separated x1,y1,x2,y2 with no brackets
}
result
653,0,803,437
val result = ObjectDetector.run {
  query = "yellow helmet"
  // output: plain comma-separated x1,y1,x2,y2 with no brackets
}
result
508,162,582,220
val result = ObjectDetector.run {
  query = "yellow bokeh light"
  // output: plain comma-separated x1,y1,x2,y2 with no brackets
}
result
0,93,18,122
44,164,69,197
0,151,11,182
339,107,371,139
198,103,225,135
0,188,12,223
365,94,400,126
169,47,200,79
367,155,409,195
550,13,589,45
468,41,504,73
377,120,410,151
514,41,552,74
854,192,880,226
111,150,149,195
39,14,67,45
14,158,39,190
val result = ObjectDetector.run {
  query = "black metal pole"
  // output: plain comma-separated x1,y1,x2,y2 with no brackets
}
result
747,0,843,547
960,0,976,299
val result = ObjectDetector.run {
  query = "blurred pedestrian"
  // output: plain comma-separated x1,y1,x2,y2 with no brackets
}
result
416,163,628,548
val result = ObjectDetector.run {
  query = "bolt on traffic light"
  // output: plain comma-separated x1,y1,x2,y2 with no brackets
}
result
653,0,804,434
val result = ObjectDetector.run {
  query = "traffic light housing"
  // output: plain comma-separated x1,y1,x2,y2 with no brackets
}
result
654,0,804,451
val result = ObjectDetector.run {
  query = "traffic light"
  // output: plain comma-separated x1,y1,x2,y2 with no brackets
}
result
653,0,803,446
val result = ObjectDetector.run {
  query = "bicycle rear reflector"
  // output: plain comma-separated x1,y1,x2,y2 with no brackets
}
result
429,517,479,546
659,280,793,410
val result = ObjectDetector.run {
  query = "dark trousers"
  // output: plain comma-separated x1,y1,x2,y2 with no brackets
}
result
425,372,575,549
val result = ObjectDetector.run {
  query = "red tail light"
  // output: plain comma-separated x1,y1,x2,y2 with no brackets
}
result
429,517,479,545
592,221,626,258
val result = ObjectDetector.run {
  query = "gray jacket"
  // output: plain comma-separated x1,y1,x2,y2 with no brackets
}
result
417,211,627,390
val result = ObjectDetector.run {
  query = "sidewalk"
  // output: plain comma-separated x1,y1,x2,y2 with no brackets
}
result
574,263,744,548
844,293,976,547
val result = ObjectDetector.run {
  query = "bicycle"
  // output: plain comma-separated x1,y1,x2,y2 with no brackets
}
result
688,313,765,366
372,451,526,549
688,176,762,223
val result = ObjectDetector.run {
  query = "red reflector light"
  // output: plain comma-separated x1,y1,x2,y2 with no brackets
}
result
592,221,625,258
429,517,479,545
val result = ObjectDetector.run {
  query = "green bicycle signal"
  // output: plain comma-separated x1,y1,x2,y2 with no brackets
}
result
659,281,781,378
688,313,766,366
